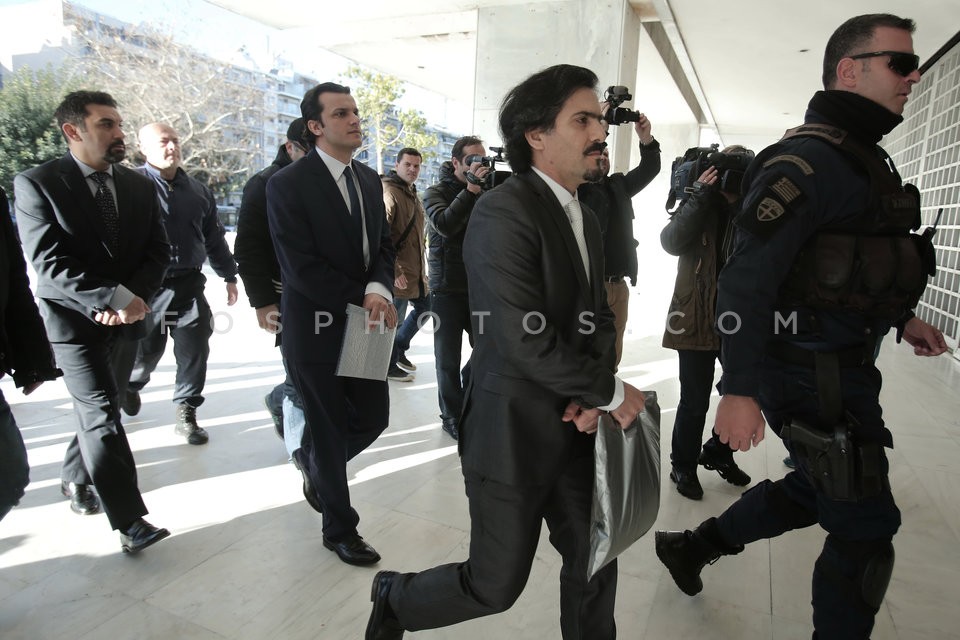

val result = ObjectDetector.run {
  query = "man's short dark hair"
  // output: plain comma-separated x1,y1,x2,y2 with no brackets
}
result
54,90,118,141
499,64,598,173
822,14,916,89
396,147,421,163
452,136,483,162
300,82,351,143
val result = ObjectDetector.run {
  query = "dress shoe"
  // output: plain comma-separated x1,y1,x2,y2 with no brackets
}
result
323,534,381,566
122,389,141,416
441,419,459,441
366,571,404,639
263,393,284,440
174,403,209,445
396,353,416,372
61,481,100,515
120,518,170,553
295,458,323,514
698,439,751,486
669,467,703,500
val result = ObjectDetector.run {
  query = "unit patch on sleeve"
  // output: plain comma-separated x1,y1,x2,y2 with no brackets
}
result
762,154,815,176
735,173,807,239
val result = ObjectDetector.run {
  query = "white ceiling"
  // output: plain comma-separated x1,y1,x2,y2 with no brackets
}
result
208,0,958,149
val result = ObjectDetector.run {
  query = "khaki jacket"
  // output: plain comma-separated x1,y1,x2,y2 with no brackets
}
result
383,172,428,300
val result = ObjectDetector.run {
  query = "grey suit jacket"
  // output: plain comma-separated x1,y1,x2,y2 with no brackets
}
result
460,170,618,486
14,154,170,342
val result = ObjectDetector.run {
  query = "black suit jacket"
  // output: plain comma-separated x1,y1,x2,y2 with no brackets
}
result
460,171,617,486
13,154,171,343
266,149,394,364
0,187,61,387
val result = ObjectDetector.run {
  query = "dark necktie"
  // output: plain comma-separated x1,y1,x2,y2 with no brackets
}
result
89,171,120,251
343,165,364,259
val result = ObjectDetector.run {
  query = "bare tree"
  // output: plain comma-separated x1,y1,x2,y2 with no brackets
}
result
344,66,438,174
68,13,265,197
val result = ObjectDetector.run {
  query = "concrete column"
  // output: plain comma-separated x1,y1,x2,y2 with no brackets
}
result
473,0,641,168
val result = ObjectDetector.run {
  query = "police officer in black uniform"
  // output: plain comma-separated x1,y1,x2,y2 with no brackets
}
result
654,14,947,639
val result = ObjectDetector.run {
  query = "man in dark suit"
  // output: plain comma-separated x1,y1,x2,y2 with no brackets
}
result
234,118,309,457
365,65,646,639
14,91,171,553
0,186,62,521
267,82,397,566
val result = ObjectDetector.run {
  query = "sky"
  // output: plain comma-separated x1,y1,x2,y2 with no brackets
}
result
52,0,469,132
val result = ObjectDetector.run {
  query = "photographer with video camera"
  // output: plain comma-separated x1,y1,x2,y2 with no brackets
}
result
424,136,492,441
578,86,661,366
660,145,754,500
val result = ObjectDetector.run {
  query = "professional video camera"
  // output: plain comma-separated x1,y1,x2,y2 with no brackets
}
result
464,146,511,189
664,144,755,213
602,86,641,126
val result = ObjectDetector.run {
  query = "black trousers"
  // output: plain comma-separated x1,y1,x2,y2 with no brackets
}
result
715,361,900,639
430,291,473,424
671,349,720,470
54,334,147,530
0,388,29,521
285,360,388,541
129,271,213,407
389,455,618,639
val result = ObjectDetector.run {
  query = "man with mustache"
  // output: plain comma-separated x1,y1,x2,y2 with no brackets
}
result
124,122,239,445
365,64,646,639
655,14,946,638
578,114,660,367
14,90,171,552
267,82,397,566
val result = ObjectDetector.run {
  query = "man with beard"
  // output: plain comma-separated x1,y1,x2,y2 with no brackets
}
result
655,14,946,638
14,90,171,552
124,122,239,445
365,64,646,640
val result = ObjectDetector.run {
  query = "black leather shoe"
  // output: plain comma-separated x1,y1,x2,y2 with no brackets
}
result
669,467,703,500
122,389,141,416
263,393,283,440
441,419,459,441
366,571,404,640
120,518,170,553
61,481,100,515
323,534,381,566
292,449,323,513
699,442,751,486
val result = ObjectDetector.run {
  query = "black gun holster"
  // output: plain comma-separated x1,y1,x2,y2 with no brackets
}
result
781,415,886,501
773,345,888,501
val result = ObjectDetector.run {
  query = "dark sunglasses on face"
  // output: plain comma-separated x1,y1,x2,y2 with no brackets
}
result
848,50,920,77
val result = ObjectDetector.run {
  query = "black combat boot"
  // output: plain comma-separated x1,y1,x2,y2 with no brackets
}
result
175,404,209,445
699,437,751,486
655,517,743,596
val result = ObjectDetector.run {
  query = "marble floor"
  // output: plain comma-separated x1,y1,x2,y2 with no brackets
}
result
2,281,960,639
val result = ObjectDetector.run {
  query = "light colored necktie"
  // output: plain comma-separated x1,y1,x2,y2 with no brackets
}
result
563,199,591,283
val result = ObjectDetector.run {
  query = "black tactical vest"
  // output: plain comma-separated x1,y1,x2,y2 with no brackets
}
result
774,124,934,322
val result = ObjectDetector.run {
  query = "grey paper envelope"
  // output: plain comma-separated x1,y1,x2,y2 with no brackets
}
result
335,303,397,380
